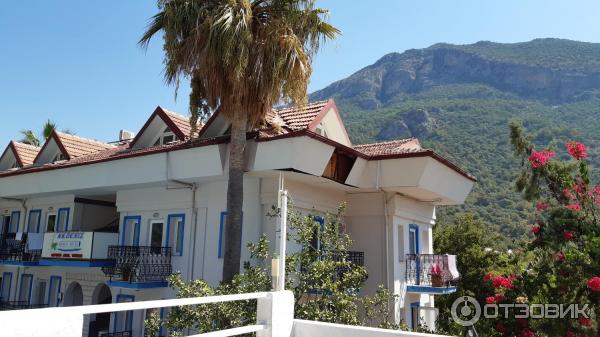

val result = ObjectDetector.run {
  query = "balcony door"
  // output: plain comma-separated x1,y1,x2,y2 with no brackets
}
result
150,220,165,254
121,216,141,246
408,224,421,285
1,215,10,235
408,224,420,255
46,213,56,233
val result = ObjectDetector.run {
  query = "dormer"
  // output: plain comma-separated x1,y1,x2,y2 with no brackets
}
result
33,131,115,166
198,99,351,147
0,141,41,170
130,106,198,149
305,99,351,146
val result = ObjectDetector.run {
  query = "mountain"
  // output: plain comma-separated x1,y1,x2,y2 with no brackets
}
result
311,38,600,243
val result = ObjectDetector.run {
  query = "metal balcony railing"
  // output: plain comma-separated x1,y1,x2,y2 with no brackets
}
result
102,246,172,283
0,300,49,311
0,233,42,262
405,254,459,287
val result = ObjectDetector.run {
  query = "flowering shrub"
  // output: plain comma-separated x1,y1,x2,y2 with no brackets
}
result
482,123,600,336
528,150,555,168
566,142,587,160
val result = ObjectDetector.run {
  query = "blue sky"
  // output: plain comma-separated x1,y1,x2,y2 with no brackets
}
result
1,1,600,145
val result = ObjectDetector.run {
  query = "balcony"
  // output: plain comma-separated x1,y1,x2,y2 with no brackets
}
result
40,232,119,267
405,254,459,294
0,233,42,266
0,300,48,311
102,246,172,288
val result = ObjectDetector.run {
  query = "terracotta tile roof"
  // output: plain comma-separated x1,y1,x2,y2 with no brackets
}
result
11,141,41,166
353,138,425,156
272,100,329,130
55,132,116,159
162,108,201,138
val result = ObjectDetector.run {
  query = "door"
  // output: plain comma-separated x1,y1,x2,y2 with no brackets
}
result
150,220,165,254
46,214,56,233
121,216,141,246
0,272,11,302
113,295,134,333
34,280,47,305
18,274,33,303
47,276,61,307
408,224,420,284
9,211,20,233
27,210,42,233
1,216,10,235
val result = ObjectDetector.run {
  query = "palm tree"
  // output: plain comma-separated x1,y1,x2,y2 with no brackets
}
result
140,0,339,283
20,119,59,146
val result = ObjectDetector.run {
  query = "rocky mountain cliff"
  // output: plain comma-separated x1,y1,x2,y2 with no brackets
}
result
311,39,600,243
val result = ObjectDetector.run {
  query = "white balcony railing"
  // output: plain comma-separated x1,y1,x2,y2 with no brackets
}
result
0,290,451,337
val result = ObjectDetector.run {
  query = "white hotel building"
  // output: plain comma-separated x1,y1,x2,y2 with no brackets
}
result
0,100,474,337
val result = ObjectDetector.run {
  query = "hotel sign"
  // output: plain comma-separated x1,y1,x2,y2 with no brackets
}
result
42,232,93,259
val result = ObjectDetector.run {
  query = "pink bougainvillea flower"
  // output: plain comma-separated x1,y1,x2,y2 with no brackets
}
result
529,150,555,168
563,231,574,241
483,272,494,282
579,318,592,327
567,204,581,211
564,188,573,200
566,141,587,160
494,293,506,302
535,202,549,212
485,296,496,304
492,276,514,289
531,225,541,234
594,185,600,195
555,251,565,262
588,277,600,292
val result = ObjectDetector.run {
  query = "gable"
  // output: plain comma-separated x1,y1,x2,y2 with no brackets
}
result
0,145,19,171
130,107,192,149
308,103,352,146
34,136,65,165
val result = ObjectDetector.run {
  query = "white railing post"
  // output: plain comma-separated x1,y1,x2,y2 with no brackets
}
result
277,189,288,291
256,290,294,337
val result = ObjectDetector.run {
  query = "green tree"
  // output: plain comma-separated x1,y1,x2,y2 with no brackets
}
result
19,119,62,146
477,123,599,336
433,214,518,335
140,0,339,283
145,203,401,336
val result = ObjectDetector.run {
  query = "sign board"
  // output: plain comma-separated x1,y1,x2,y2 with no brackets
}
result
42,232,93,259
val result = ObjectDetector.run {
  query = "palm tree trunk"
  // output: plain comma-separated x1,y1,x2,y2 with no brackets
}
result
222,108,247,283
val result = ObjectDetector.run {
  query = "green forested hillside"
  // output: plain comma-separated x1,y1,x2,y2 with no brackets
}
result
311,39,600,244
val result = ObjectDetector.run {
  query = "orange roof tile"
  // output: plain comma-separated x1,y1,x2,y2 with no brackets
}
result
162,108,201,138
272,100,329,130
55,132,115,159
11,141,41,166
353,138,425,156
